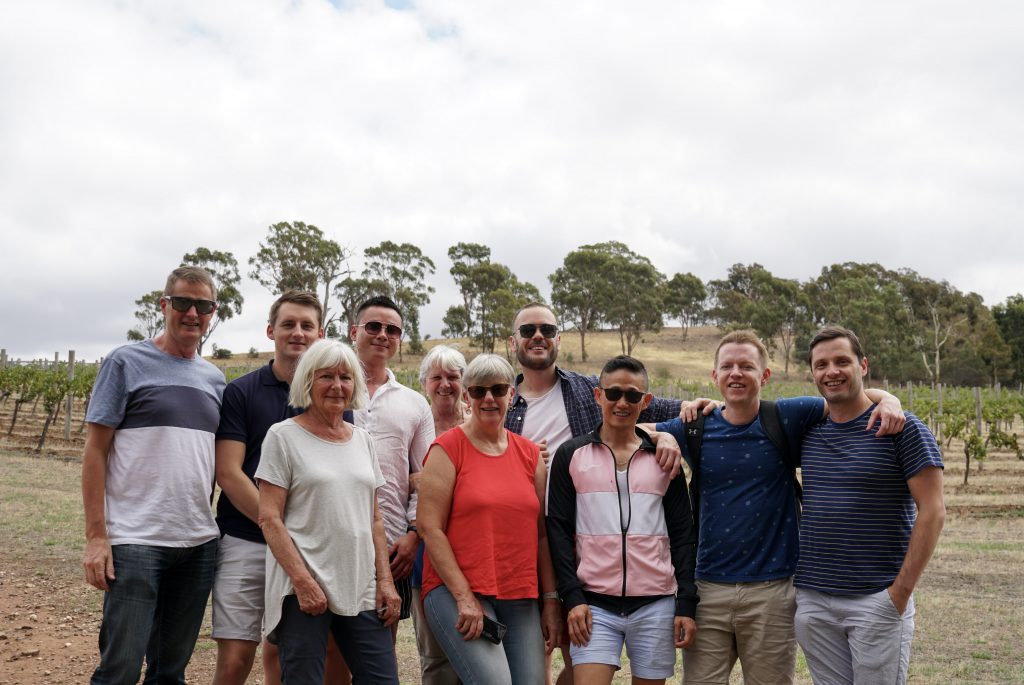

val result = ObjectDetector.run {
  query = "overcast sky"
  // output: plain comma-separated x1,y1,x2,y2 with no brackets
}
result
2,0,1021,362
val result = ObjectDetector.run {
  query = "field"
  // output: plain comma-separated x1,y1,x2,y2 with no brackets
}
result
1,327,1023,683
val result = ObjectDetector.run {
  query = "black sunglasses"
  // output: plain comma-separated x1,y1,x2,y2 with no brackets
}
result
466,383,511,400
164,296,216,315
600,387,645,404
357,321,403,338
517,323,558,339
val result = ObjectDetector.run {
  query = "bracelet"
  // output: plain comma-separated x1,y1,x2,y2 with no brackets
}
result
407,525,418,534
542,592,560,601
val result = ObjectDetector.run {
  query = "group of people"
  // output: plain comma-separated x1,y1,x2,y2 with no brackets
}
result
82,264,945,685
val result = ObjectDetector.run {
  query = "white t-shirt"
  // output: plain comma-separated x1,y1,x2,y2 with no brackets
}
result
519,381,573,457
256,419,386,637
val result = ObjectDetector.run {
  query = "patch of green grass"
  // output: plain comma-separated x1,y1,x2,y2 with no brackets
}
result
946,541,1024,552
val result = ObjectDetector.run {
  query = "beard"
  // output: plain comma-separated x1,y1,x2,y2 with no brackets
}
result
517,340,558,371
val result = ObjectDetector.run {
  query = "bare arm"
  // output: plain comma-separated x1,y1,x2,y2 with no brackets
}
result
258,481,327,615
372,497,402,626
418,444,484,640
82,423,115,590
863,388,906,436
888,466,945,614
534,457,562,653
215,439,258,523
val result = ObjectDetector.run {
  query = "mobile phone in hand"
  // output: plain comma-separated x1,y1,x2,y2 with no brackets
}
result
481,615,507,644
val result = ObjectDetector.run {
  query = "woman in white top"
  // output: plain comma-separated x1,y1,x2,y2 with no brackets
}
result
256,339,400,684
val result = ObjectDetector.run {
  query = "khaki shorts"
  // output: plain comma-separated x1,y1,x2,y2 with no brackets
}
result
683,577,796,685
211,534,267,642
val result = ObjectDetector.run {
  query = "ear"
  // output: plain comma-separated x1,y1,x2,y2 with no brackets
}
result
760,367,771,386
593,385,602,402
266,324,275,341
317,328,326,339
349,324,358,342
859,357,869,377
640,393,653,411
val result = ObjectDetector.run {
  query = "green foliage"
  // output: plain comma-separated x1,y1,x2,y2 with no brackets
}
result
126,290,164,341
248,346,259,358
212,345,233,359
663,273,707,340
994,294,1024,382
249,221,350,326
361,241,436,359
181,246,245,353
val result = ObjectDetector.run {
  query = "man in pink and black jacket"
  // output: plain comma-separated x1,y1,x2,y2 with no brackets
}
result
546,355,698,684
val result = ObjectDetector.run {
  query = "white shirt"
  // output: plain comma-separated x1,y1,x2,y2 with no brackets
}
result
352,369,435,544
520,381,573,456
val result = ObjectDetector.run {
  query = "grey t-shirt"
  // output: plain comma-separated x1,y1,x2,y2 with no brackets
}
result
256,419,386,636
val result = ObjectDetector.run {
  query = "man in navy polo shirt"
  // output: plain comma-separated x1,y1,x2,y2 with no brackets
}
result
795,326,944,685
211,291,324,685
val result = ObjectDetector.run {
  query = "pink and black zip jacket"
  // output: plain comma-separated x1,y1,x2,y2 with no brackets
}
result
546,425,698,619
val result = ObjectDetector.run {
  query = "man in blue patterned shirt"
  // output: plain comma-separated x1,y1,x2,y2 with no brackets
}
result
795,326,945,685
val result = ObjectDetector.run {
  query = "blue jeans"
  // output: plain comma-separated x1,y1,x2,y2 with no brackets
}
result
424,585,545,685
91,540,218,685
273,595,399,684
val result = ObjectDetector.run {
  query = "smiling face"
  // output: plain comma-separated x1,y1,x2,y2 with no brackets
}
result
159,279,215,357
268,302,324,365
464,377,513,426
712,342,770,406
810,336,868,407
350,305,402,368
424,365,464,413
595,368,651,431
309,365,356,415
511,305,560,371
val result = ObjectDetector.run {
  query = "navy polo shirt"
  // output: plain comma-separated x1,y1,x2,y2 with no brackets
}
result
214,361,356,543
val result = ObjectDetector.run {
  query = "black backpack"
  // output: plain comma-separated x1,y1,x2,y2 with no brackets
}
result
681,400,801,537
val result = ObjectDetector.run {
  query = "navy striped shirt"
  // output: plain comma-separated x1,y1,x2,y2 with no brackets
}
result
795,406,943,594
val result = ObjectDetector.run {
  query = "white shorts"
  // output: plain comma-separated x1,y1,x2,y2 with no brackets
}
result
211,534,267,642
570,596,677,679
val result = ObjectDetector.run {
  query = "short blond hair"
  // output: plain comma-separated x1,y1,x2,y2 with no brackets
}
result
714,329,769,368
463,353,515,387
419,344,467,386
289,340,368,410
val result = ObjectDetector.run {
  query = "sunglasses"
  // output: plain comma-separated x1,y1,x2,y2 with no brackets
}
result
466,383,512,400
517,323,558,339
164,296,216,315
600,387,646,404
357,321,403,338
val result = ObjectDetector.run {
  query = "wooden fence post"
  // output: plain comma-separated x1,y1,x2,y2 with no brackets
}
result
64,351,76,441
935,383,943,444
974,387,983,436
906,381,914,412
1,349,6,368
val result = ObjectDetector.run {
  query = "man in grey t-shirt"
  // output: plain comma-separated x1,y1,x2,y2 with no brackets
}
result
82,266,225,685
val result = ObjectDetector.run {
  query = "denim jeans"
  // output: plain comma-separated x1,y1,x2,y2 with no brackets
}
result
273,595,399,684
90,540,217,685
424,585,545,685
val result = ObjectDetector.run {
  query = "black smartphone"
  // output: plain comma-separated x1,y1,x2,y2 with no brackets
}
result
481,615,507,644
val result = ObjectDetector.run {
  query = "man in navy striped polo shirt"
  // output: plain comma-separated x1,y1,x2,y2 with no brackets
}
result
795,326,945,685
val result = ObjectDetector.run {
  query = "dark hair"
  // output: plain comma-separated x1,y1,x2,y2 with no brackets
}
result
600,354,649,388
513,302,556,326
807,325,865,363
269,290,323,327
355,295,403,322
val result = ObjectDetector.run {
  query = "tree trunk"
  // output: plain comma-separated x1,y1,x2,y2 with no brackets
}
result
36,407,56,452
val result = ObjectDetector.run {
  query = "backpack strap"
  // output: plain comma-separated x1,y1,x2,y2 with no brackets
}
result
682,413,705,537
758,400,802,504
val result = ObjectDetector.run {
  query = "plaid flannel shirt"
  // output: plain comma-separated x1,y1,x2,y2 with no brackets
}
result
505,366,682,437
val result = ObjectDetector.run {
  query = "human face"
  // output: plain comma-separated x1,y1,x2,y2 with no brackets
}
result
594,369,651,431
350,306,402,367
810,337,868,406
268,303,324,365
159,280,215,357
424,365,463,413
464,377,512,425
712,343,770,406
310,365,356,415
511,306,560,371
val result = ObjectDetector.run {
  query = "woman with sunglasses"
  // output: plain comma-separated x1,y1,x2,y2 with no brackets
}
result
418,353,562,685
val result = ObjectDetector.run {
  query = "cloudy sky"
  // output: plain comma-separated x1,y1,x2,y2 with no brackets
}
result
2,0,1021,362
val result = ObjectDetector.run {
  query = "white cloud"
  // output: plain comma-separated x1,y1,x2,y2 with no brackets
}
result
2,0,1021,360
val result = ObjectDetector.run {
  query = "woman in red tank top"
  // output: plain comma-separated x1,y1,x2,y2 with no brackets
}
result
418,353,562,685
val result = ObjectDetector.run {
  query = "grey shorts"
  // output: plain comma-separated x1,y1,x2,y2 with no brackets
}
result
211,534,267,642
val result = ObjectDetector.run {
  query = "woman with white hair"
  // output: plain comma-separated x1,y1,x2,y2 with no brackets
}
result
418,353,562,685
256,339,401,684
412,344,469,685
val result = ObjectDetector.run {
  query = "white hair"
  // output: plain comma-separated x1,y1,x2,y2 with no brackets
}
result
288,339,368,410
419,344,468,386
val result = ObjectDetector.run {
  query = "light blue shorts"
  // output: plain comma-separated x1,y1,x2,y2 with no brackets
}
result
570,596,677,679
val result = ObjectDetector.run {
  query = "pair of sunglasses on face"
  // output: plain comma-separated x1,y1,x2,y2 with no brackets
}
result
517,323,558,339
356,321,404,338
466,383,511,400
164,296,217,315
600,387,646,404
